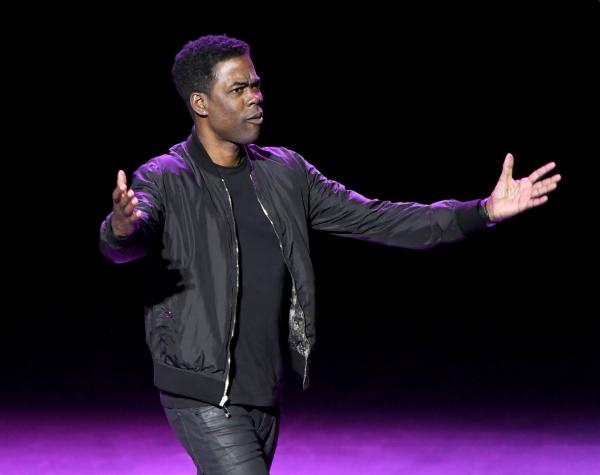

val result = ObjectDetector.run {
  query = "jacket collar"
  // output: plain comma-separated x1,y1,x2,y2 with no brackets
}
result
184,126,254,177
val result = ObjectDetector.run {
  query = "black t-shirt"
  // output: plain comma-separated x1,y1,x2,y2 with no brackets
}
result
160,154,290,409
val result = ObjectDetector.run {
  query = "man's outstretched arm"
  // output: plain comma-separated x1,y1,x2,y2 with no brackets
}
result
302,153,560,249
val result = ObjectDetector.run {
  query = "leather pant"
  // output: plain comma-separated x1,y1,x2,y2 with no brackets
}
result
163,403,280,475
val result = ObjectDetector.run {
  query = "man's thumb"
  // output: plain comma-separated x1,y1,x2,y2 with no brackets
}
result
502,153,514,180
117,170,127,189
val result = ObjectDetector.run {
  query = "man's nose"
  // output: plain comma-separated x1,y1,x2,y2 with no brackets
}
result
248,89,263,105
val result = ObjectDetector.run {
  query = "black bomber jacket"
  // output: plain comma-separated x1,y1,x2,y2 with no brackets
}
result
100,130,488,415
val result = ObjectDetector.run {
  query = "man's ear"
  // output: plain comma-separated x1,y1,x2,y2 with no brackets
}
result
190,92,208,117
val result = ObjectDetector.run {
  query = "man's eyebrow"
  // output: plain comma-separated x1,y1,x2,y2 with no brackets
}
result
230,77,261,88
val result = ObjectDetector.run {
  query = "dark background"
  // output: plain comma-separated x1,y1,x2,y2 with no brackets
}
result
8,3,598,410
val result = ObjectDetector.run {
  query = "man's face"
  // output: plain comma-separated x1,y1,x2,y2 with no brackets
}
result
203,55,263,145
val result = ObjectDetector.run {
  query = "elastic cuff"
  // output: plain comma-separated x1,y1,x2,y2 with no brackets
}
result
100,212,138,248
478,198,497,228
455,199,489,234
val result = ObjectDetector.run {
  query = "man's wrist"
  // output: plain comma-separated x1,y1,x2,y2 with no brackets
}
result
108,212,136,240
479,198,496,227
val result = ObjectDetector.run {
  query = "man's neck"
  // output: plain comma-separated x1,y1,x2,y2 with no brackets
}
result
196,130,242,167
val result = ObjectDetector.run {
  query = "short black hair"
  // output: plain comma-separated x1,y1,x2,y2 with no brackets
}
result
172,34,250,113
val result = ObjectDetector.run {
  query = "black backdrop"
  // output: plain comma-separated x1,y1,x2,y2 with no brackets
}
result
9,3,598,409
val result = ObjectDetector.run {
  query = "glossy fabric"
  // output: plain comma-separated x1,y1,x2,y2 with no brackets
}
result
163,403,280,474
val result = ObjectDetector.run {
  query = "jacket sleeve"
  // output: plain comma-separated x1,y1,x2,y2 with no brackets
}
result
99,160,164,263
301,156,487,249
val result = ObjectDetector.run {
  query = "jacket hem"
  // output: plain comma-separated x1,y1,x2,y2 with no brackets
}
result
153,362,226,406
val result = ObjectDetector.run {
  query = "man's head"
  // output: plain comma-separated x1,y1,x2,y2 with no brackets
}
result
172,35,263,146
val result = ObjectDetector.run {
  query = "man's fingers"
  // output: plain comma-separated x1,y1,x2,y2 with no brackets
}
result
123,197,139,216
531,183,557,199
118,190,129,208
528,195,549,208
536,173,561,189
113,170,130,203
531,174,561,198
123,208,143,223
529,162,557,183
113,186,130,205
109,174,140,236
119,191,135,210
112,185,123,204
115,188,137,211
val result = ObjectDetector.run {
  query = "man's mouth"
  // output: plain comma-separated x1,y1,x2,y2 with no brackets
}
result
247,112,263,124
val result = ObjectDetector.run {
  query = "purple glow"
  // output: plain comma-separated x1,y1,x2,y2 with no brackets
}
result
2,404,599,474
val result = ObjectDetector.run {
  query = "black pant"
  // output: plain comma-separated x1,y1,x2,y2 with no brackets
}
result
163,403,280,475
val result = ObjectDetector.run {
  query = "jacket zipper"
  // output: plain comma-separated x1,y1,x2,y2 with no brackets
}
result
249,172,311,387
219,178,238,418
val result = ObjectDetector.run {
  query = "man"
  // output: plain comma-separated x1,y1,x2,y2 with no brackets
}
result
99,34,560,474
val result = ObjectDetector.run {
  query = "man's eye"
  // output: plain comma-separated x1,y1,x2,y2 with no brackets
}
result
233,87,244,93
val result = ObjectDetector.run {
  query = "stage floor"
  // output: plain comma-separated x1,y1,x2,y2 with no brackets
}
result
2,398,599,474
